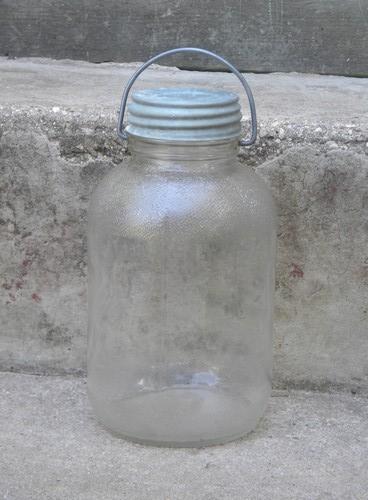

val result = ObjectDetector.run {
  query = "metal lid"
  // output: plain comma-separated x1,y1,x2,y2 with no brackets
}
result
125,87,242,142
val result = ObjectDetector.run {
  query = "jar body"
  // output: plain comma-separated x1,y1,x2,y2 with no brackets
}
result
87,139,276,447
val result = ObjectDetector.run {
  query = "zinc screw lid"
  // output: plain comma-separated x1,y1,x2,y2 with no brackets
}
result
125,87,242,142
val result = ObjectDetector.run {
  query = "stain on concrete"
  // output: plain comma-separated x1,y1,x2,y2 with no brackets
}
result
38,312,72,347
290,263,304,279
31,292,42,303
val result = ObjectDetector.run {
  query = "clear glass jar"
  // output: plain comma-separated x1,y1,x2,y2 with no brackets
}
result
88,133,276,447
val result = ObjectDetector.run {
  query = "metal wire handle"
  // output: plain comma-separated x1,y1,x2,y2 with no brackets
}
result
117,47,257,146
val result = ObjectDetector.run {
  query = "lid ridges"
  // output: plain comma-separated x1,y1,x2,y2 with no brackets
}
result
126,87,242,142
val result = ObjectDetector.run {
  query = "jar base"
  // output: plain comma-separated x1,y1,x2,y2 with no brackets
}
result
101,423,255,448
89,385,269,448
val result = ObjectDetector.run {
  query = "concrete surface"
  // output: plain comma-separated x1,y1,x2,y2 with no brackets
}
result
0,372,367,499
1,0,368,76
0,58,368,391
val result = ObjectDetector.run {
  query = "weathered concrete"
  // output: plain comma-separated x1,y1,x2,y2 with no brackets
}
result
0,58,367,391
1,0,368,76
0,372,367,499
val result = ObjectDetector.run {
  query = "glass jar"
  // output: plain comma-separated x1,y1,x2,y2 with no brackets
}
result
88,49,276,447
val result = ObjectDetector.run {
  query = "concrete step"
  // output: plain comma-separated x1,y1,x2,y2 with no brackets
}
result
0,58,368,392
0,372,366,499
1,1,367,76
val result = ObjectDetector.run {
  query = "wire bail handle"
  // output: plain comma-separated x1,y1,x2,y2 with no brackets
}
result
117,47,257,146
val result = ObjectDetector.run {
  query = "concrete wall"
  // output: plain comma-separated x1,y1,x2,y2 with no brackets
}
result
0,58,367,393
0,0,367,76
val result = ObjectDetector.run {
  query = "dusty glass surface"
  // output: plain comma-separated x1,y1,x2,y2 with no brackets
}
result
88,137,276,447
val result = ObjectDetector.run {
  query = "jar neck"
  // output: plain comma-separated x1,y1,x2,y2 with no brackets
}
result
127,136,239,172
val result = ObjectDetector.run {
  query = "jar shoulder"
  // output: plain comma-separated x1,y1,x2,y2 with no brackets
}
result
89,159,276,232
